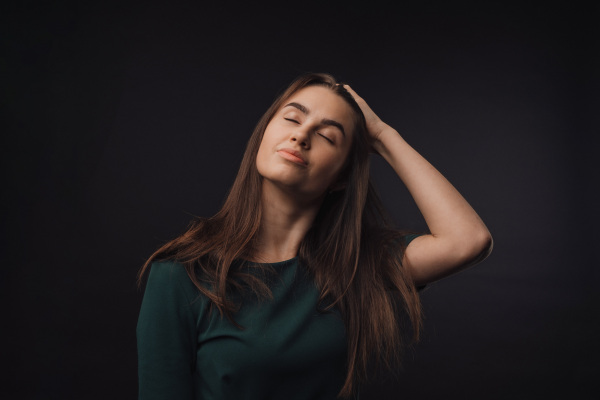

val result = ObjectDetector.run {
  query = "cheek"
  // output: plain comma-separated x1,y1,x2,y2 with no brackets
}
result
330,147,352,181
255,140,269,174
255,128,279,175
258,126,277,152
333,142,352,170
319,150,350,184
323,157,344,177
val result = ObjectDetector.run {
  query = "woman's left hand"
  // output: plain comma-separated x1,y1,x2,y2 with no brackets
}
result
343,84,392,146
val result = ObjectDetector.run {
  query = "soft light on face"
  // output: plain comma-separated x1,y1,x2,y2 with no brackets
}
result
256,86,355,201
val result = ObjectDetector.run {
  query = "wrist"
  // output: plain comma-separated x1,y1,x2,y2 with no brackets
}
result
372,126,401,155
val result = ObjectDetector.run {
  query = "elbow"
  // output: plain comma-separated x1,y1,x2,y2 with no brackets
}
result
467,229,493,265
481,232,493,260
449,228,493,268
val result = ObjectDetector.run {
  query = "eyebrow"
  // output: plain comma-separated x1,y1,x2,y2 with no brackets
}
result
283,102,346,137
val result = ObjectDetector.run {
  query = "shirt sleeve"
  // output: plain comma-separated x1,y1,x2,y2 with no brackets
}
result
402,233,421,248
137,261,201,400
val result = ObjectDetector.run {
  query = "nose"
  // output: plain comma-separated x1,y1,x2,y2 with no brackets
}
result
290,125,311,149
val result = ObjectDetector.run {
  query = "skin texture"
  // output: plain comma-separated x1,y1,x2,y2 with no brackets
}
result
253,86,354,263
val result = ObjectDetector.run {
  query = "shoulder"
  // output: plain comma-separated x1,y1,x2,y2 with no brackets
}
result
147,259,188,279
383,233,428,292
376,230,423,252
146,260,189,286
360,229,423,262
143,260,203,304
402,233,422,248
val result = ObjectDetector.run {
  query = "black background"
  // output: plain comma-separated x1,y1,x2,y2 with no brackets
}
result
2,1,598,399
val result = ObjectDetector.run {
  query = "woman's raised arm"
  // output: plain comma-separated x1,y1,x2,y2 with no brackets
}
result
344,85,493,286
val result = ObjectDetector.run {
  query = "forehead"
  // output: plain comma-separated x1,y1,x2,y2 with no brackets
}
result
282,86,355,130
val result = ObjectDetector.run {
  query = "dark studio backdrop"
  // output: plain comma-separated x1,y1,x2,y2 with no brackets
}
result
2,1,598,399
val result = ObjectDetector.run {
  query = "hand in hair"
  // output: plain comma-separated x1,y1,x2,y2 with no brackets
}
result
343,84,390,152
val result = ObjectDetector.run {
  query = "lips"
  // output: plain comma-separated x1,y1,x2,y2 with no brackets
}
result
277,148,307,166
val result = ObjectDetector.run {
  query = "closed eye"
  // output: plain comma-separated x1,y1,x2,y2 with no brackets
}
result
284,117,333,144
317,132,334,144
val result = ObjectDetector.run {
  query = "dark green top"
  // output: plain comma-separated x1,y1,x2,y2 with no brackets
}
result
136,235,420,400
137,258,348,400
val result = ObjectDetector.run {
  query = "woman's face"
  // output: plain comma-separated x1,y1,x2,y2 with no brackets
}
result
256,85,355,202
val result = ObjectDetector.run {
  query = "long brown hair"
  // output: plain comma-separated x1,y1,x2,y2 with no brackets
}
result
138,72,422,398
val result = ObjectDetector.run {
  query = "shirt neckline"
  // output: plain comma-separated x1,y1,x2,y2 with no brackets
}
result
244,256,299,267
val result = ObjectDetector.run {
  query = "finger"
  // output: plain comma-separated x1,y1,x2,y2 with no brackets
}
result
343,84,365,103
343,84,355,95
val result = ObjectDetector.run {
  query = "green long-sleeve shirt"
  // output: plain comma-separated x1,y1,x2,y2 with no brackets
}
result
137,235,420,399
137,257,348,400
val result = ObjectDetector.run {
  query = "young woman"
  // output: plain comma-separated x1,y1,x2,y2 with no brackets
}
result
136,73,493,399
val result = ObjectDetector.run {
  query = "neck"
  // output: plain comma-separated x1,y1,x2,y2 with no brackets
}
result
250,180,324,263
